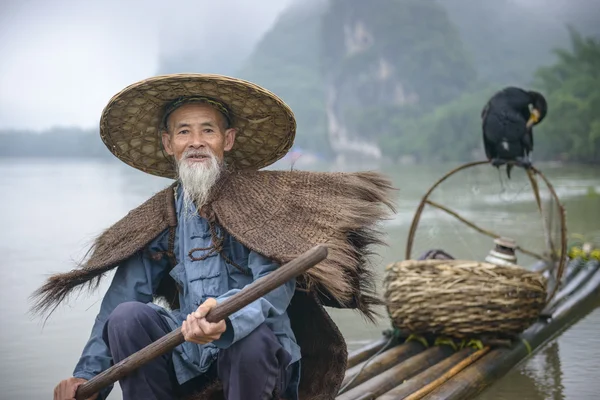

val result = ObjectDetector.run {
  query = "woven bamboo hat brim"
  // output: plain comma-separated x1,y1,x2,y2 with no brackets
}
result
99,73,296,179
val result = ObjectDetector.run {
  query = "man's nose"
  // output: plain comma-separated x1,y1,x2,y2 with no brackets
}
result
188,131,206,148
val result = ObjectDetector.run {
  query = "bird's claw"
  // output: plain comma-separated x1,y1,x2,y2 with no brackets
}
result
514,157,532,169
490,158,532,169
490,158,505,167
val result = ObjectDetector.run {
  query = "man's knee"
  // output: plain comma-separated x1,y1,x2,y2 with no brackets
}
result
217,324,293,398
220,324,281,364
106,301,157,336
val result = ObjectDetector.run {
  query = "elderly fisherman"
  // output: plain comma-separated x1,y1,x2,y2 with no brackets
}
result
32,74,396,400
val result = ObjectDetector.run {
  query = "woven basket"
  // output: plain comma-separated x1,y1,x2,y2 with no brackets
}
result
383,259,547,338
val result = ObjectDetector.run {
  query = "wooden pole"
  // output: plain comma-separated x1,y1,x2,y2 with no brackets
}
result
336,346,455,400
75,245,328,400
421,260,600,400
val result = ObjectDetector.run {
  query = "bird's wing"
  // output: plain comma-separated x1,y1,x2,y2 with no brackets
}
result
523,128,534,155
481,102,495,160
482,129,495,160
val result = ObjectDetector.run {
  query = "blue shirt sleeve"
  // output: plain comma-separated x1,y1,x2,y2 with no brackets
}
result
72,232,170,399
212,250,295,349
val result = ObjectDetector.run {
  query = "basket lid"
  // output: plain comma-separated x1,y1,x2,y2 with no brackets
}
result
486,237,518,266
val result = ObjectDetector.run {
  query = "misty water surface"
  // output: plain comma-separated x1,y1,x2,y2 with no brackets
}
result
1,159,599,399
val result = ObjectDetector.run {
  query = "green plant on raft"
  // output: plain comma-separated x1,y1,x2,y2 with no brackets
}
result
567,233,600,261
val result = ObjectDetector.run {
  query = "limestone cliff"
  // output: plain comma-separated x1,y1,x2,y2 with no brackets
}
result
320,0,476,162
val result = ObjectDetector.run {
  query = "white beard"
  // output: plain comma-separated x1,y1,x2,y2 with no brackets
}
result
176,148,223,219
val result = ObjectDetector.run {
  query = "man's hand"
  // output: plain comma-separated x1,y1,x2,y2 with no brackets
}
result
182,298,226,344
54,377,98,400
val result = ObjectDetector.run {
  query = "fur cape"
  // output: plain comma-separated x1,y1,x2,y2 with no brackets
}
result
31,169,397,399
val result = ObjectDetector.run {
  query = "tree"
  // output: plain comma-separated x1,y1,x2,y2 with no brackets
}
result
533,28,600,163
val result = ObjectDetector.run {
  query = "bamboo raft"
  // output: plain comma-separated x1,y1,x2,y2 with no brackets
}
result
336,253,600,400
335,162,600,399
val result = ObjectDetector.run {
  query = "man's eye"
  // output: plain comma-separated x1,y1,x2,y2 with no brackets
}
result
178,130,189,134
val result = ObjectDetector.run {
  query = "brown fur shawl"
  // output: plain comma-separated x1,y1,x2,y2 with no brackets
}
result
30,169,396,399
31,169,396,318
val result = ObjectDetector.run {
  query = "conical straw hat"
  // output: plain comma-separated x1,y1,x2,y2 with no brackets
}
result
99,73,296,179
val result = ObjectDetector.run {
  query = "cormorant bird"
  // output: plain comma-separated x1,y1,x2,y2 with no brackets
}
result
481,87,547,178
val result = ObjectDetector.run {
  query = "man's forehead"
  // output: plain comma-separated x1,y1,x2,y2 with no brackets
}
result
168,103,224,125
173,120,218,128
162,96,233,131
170,103,220,118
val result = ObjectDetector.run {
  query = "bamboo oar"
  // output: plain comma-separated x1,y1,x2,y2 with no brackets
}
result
75,244,328,400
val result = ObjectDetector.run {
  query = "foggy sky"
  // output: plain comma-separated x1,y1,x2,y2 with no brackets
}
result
2,0,596,132
0,0,292,131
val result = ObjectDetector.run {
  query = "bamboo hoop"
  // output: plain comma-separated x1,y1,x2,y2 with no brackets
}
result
403,161,567,303
405,161,489,260
387,161,568,340
526,169,557,260
532,167,567,301
425,200,549,262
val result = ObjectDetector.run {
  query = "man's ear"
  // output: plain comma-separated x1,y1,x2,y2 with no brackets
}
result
224,128,237,152
161,130,174,156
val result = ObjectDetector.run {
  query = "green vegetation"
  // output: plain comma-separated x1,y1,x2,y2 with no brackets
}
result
376,87,497,163
532,29,600,164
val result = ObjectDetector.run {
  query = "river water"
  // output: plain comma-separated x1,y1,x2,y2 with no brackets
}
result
1,158,599,399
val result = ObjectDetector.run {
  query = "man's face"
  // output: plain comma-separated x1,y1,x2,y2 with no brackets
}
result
161,103,236,165
161,102,237,213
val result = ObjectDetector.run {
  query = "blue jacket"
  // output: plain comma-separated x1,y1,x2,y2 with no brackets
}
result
72,185,301,399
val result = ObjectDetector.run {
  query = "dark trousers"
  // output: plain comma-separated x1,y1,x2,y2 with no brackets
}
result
103,301,293,400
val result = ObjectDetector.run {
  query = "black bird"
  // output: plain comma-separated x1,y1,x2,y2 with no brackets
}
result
481,87,547,178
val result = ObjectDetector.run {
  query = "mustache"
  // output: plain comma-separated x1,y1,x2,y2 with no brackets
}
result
182,148,215,159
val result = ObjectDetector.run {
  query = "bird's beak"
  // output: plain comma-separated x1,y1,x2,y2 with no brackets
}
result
526,108,541,129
